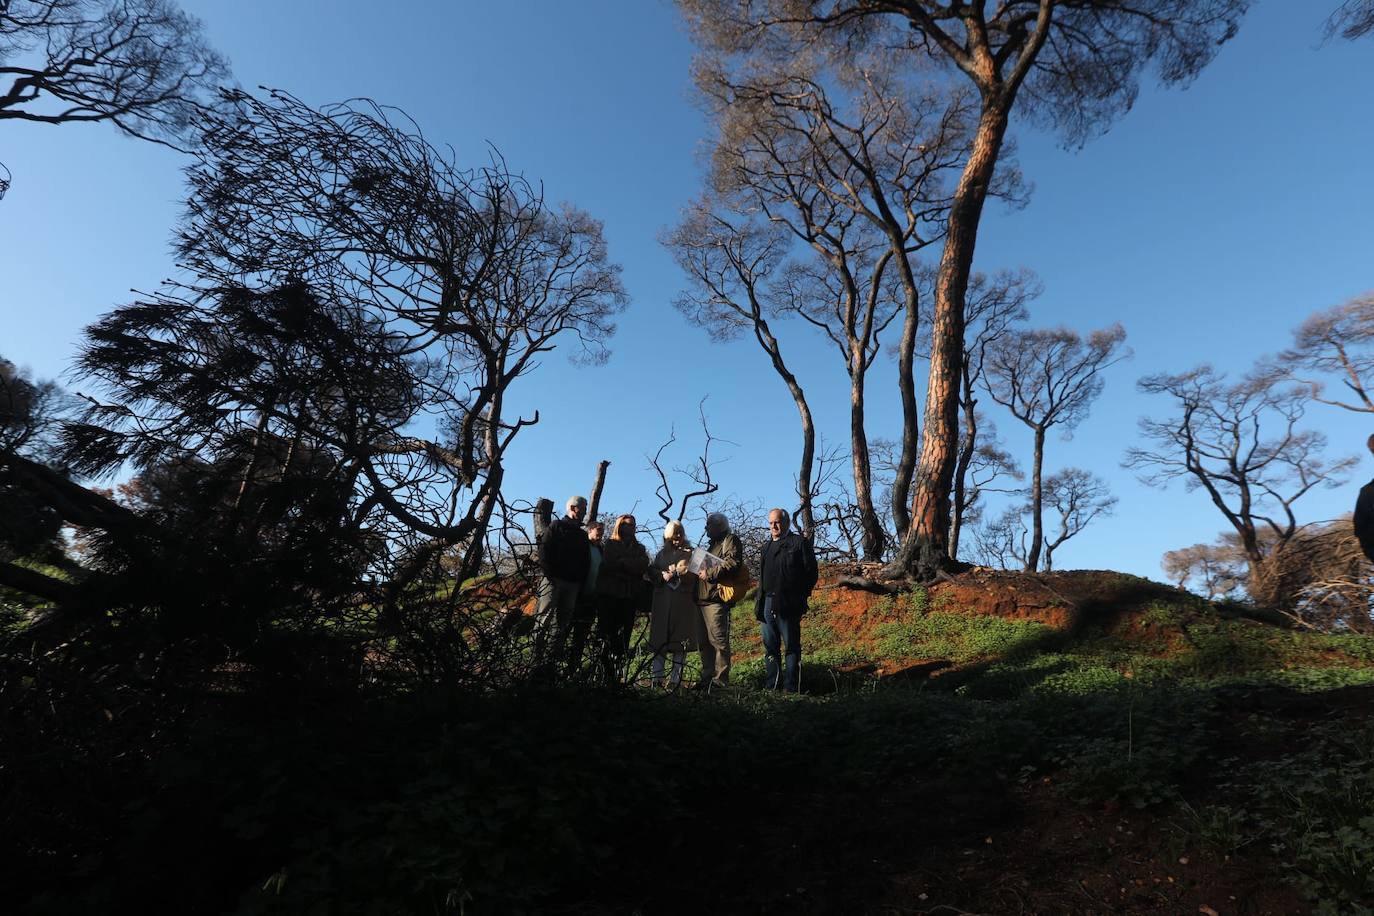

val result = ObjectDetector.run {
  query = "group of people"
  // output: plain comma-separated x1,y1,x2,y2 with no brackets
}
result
533,496,819,692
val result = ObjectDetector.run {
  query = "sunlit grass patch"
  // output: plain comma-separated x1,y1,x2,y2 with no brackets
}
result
873,610,1051,663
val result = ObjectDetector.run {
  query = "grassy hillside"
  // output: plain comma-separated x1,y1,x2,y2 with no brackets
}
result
8,568,1374,915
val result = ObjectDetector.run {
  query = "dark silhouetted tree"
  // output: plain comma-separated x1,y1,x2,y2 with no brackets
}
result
42,91,625,662
165,89,627,588
664,203,818,535
0,0,228,143
1326,1,1374,40
0,357,78,601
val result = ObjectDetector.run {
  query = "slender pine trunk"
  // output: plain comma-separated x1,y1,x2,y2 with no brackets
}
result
1026,425,1045,573
885,102,1011,580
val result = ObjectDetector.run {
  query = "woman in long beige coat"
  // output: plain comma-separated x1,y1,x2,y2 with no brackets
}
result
648,519,697,689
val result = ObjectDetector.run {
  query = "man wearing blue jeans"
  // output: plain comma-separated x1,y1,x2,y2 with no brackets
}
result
755,507,818,692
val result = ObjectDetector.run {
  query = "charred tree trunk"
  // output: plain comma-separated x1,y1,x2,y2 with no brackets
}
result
891,293,919,542
0,561,76,604
456,489,498,584
534,497,554,543
885,103,1011,581
850,371,885,560
950,403,978,561
456,390,509,584
1026,425,1046,573
232,407,272,513
793,378,818,537
752,321,816,536
587,459,610,526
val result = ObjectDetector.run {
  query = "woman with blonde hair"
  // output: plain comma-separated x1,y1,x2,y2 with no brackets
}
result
595,514,651,684
647,519,698,689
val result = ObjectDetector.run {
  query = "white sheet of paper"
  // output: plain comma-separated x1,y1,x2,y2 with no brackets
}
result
688,547,724,576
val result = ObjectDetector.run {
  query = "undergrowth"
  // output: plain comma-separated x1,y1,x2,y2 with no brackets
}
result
9,586,1374,913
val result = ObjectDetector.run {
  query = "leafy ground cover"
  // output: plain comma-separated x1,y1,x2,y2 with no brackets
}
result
7,567,1374,914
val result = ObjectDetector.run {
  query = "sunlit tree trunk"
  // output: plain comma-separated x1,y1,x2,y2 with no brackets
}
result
887,102,1010,579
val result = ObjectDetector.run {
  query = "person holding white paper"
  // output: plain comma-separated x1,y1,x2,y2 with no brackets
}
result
693,513,743,689
647,519,697,689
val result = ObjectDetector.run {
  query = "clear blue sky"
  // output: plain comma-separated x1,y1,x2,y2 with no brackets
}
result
2,1,1371,578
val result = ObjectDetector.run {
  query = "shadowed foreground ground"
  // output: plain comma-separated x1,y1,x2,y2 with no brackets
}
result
8,570,1374,914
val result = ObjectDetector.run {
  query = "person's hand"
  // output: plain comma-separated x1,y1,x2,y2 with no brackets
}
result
662,570,674,582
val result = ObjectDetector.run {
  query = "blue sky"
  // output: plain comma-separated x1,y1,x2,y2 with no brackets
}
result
1,1,1371,578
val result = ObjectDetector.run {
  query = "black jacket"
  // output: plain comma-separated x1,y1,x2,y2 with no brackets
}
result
1356,480,1374,565
754,532,818,622
540,515,590,583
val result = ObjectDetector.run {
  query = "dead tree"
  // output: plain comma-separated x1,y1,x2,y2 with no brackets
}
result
587,460,611,527
55,90,625,619
974,468,1112,572
982,323,1128,571
645,400,727,528
950,425,1023,560
773,231,901,559
679,0,1248,580
1162,539,1249,600
1127,366,1359,607
1281,292,1374,415
0,0,228,147
664,204,817,534
696,60,976,558
1039,468,1116,571
1326,1,1374,40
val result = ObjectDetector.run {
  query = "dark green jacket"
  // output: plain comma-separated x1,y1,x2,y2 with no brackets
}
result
695,532,743,605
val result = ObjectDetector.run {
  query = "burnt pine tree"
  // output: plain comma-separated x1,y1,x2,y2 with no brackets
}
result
982,324,1127,572
678,0,1248,580
0,1,228,141
918,268,1037,559
1281,292,1374,416
695,60,979,557
1127,366,1357,607
664,203,819,535
59,90,626,632
1326,1,1374,40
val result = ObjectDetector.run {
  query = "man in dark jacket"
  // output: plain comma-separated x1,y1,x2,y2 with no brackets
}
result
535,495,591,670
1356,435,1374,564
755,507,818,692
693,512,743,689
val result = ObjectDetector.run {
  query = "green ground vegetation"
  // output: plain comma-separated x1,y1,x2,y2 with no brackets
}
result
7,585,1374,914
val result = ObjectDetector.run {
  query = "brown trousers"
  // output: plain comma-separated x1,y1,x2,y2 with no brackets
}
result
696,600,732,685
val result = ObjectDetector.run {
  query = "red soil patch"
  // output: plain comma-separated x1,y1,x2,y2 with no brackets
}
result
816,565,1280,648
